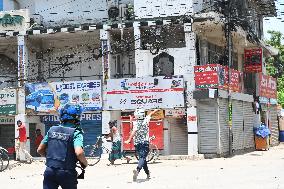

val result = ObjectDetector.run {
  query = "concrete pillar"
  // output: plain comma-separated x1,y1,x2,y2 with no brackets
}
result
187,107,198,156
184,26,198,155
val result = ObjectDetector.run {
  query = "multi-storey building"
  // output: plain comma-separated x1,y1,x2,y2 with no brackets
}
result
0,0,278,159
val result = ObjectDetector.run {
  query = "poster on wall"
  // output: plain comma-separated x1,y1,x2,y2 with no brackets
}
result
258,73,277,99
18,45,25,87
105,76,184,110
25,80,102,114
0,89,16,115
244,48,263,73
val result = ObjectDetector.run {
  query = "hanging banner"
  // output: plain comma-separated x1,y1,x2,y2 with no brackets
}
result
244,48,262,73
194,64,242,93
105,76,184,110
0,89,16,115
194,64,220,89
26,80,102,114
258,74,277,99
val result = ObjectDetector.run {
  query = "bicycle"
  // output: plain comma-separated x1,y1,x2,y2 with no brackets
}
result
134,135,159,163
84,136,111,166
0,146,9,172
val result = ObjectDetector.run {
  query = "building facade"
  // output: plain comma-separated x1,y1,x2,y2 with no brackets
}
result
0,0,278,159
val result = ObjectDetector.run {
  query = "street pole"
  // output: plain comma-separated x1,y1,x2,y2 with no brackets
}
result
225,0,233,156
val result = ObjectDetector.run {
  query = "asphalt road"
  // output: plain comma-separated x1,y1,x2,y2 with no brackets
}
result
1,144,284,189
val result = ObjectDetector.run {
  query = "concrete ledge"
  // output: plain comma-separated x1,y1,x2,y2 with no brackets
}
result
157,155,204,161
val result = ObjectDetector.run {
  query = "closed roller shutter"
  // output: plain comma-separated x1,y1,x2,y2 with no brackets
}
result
0,124,14,150
197,100,218,154
269,105,279,146
169,118,188,155
243,102,254,149
232,100,244,151
81,118,102,147
219,99,229,154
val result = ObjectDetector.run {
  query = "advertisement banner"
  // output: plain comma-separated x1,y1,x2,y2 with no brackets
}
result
258,74,277,99
0,89,16,115
244,48,263,73
105,76,184,110
194,64,220,89
26,80,102,113
194,64,242,93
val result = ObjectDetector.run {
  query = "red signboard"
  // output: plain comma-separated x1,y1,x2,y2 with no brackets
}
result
258,73,277,99
121,117,164,151
194,64,242,93
244,48,262,73
194,64,219,89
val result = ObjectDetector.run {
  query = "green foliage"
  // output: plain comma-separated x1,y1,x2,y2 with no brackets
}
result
266,30,284,107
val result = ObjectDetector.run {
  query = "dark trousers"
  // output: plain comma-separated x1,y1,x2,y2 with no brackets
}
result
135,142,150,175
43,167,78,189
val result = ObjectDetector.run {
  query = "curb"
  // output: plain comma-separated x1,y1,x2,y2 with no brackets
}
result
157,155,205,161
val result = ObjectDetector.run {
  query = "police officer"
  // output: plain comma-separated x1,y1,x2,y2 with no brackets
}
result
37,104,88,189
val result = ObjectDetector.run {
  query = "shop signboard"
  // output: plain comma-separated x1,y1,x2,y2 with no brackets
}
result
146,110,164,119
165,108,186,118
0,10,30,33
26,80,102,114
105,76,184,110
40,113,102,124
194,64,242,93
0,117,15,124
258,73,277,99
244,48,263,73
0,89,16,115
194,64,220,89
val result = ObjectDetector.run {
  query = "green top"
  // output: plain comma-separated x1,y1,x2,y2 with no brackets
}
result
41,123,84,148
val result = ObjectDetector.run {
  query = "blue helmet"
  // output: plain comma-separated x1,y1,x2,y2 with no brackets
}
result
59,104,83,122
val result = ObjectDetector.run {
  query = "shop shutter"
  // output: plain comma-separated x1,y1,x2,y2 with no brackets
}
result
232,100,244,151
0,124,14,150
218,99,230,154
81,119,102,147
197,100,218,154
169,118,188,155
243,102,254,149
269,105,279,146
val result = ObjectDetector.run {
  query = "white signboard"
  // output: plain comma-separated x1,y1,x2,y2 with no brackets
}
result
165,108,186,117
0,89,17,115
0,9,30,33
134,0,194,19
106,76,185,110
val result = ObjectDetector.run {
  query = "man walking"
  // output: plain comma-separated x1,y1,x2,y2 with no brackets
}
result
16,120,33,163
125,108,159,181
37,104,88,189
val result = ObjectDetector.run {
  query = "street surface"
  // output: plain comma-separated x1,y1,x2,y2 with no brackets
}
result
1,144,284,189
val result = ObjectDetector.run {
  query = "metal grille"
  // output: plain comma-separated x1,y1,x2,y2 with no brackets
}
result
219,99,230,154
169,118,188,155
232,100,244,151
197,100,218,154
269,105,279,146
243,102,255,149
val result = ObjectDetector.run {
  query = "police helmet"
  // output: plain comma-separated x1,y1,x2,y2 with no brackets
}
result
59,104,83,122
134,109,145,120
